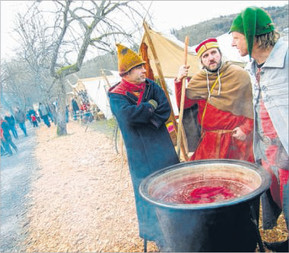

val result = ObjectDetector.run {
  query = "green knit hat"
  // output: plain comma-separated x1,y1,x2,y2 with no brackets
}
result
229,7,275,58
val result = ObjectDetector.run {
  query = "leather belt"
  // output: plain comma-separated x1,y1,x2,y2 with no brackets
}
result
205,129,234,134
203,129,234,158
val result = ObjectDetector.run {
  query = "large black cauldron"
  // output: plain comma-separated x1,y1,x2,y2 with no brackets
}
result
139,159,271,252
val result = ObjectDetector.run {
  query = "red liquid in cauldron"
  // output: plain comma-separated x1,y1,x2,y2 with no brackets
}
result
161,180,252,204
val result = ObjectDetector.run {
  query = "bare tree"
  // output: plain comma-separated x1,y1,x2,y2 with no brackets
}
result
29,0,145,135
0,60,39,112
0,3,60,117
13,5,58,106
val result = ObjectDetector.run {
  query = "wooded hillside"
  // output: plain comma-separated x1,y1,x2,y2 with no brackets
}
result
172,5,289,46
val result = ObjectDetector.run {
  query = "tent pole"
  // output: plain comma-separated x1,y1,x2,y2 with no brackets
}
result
143,21,188,161
176,36,189,157
101,69,111,90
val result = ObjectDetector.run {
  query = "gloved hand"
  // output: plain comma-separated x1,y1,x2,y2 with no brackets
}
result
176,65,190,82
148,99,158,109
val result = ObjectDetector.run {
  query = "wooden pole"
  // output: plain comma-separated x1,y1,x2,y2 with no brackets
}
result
143,22,188,161
101,69,111,88
176,36,189,157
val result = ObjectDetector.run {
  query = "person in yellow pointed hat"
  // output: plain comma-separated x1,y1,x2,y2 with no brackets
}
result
108,43,179,251
230,7,289,252
116,43,146,76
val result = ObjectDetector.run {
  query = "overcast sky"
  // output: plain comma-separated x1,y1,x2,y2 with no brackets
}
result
0,0,287,60
147,1,287,32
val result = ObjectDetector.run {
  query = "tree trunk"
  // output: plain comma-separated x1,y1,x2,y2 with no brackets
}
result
56,77,67,136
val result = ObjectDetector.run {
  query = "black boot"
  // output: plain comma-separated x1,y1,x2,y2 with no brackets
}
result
264,239,289,252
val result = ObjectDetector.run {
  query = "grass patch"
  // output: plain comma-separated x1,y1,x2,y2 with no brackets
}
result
84,118,117,138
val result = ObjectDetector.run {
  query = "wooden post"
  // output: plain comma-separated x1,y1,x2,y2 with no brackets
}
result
176,36,189,157
101,69,111,93
143,22,188,161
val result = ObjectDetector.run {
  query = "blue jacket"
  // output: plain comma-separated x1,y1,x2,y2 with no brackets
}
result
108,78,179,240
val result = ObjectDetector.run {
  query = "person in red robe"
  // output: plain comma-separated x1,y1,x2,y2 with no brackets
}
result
175,38,254,162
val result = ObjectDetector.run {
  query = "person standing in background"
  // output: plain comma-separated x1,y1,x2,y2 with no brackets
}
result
4,112,18,139
30,114,38,128
71,97,80,120
0,116,18,156
14,107,28,137
38,102,51,128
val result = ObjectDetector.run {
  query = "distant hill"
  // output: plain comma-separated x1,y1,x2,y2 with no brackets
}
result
171,5,289,46
74,53,118,79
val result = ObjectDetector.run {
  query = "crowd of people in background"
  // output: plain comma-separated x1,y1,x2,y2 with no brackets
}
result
1,102,57,157
1,97,95,157
71,94,94,123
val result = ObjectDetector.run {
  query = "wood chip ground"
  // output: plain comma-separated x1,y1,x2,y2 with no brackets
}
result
22,121,287,252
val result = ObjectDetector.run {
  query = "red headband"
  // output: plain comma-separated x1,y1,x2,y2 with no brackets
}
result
195,38,219,57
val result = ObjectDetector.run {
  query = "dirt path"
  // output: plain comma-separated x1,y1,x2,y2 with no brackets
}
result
1,125,38,252
23,121,158,252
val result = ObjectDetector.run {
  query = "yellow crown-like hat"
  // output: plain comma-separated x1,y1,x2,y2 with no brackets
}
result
116,43,146,75
195,38,219,58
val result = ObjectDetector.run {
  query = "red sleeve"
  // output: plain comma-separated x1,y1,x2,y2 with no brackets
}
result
174,78,196,109
239,117,254,135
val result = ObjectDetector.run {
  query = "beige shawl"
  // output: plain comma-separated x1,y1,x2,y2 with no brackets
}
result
186,62,253,119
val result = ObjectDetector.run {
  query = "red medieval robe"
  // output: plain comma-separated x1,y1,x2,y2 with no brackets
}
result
175,62,254,162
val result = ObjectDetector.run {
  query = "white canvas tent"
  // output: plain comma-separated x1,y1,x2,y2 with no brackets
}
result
141,27,200,78
75,72,120,119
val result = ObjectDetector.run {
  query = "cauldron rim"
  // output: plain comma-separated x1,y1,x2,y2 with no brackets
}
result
139,159,271,210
